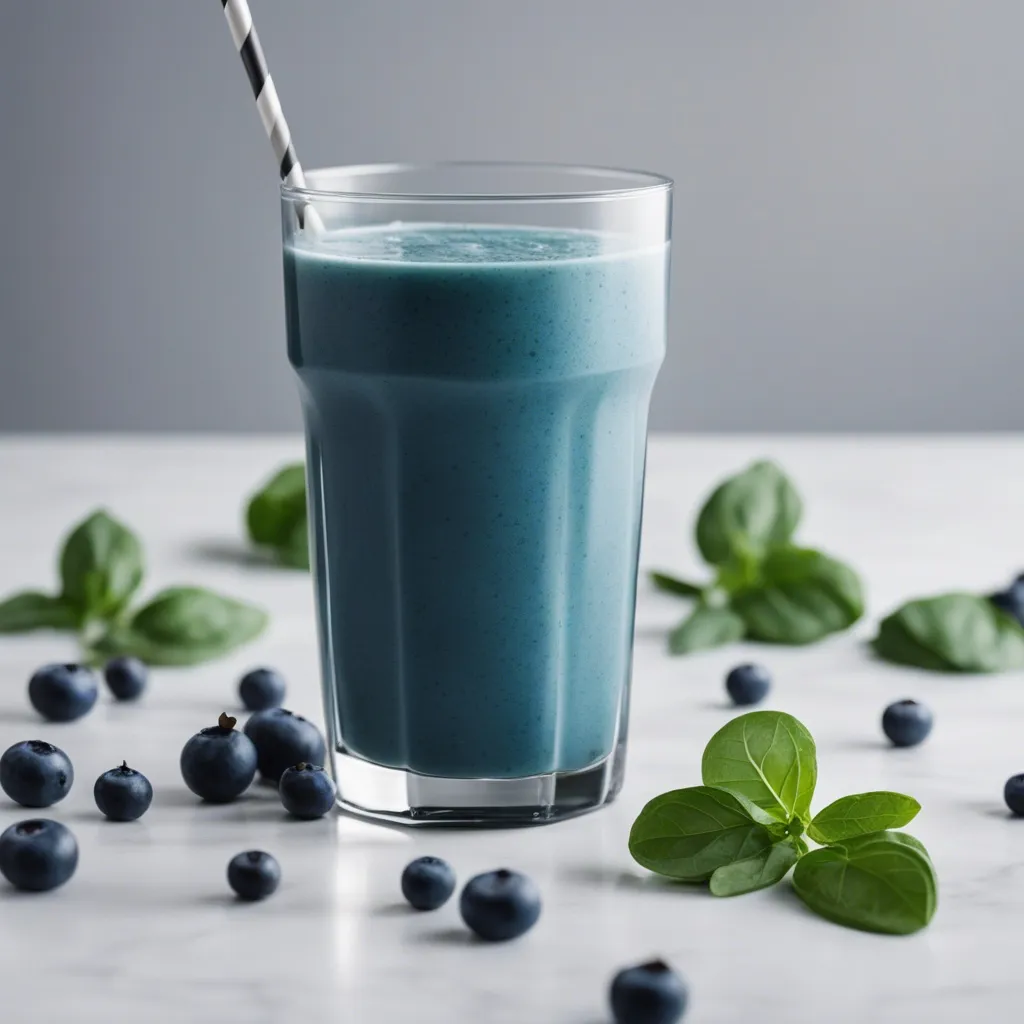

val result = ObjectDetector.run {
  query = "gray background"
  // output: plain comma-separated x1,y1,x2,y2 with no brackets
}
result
1,1,1021,433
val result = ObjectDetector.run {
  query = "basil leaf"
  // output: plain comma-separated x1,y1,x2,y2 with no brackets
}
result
59,509,144,622
95,586,267,666
695,460,802,567
628,785,774,881
247,463,307,550
701,710,817,824
0,591,79,634
650,572,704,598
807,792,921,844
668,605,745,654
710,835,800,897
730,546,864,645
873,593,1024,673
792,831,938,934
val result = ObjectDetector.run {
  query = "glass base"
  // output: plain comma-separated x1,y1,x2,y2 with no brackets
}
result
328,743,626,828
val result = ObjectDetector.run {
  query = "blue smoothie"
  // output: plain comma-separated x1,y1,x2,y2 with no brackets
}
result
284,224,667,779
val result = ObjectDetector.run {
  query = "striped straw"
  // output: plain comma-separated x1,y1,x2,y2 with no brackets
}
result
220,0,323,232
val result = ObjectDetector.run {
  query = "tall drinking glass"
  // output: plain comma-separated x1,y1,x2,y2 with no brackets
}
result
281,163,671,826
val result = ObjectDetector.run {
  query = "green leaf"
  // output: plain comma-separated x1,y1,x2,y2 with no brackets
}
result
668,605,745,654
246,463,307,549
628,785,774,881
709,786,790,834
872,593,1024,673
701,710,817,824
94,586,267,666
710,835,801,897
792,831,938,935
650,572,705,598
274,516,310,570
730,546,864,645
59,509,144,622
807,792,921,844
694,460,802,567
884,831,933,865
0,591,79,634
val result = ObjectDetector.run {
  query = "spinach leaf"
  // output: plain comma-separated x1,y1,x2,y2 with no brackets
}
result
628,786,774,881
0,511,276,665
59,509,144,622
669,606,745,654
628,712,936,933
275,516,310,570
884,831,933,865
730,546,864,645
807,792,920,844
701,710,817,824
95,586,267,666
695,460,801,567
246,463,308,565
710,836,801,897
0,591,79,633
873,593,1024,672
792,831,938,935
709,786,789,834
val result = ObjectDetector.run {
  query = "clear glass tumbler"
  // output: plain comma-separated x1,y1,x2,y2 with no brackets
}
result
281,163,671,826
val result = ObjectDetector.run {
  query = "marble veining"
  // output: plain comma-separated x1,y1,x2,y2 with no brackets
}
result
0,436,1022,1022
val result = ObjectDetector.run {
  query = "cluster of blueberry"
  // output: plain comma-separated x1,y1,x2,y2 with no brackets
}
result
401,857,539,939
0,741,154,891
2,659,688,1022
179,696,330,812
26,657,146,722
399,856,686,1024
0,663,336,897
2,655,693,1023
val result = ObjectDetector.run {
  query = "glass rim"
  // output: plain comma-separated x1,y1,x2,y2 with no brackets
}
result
281,161,673,204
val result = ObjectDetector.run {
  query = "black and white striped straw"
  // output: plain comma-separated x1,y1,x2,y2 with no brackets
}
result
220,0,323,231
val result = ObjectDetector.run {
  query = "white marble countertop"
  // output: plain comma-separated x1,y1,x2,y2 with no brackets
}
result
1,435,1023,1023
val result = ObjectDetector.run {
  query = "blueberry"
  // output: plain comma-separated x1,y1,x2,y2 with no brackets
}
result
989,588,1024,628
239,667,287,712
227,850,280,901
401,856,456,911
1004,774,1024,816
0,819,79,892
180,713,257,803
94,761,153,821
0,740,74,807
459,868,541,941
610,959,688,1024
103,657,148,701
244,708,326,783
725,663,771,706
28,663,98,722
882,699,933,748
278,762,336,819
